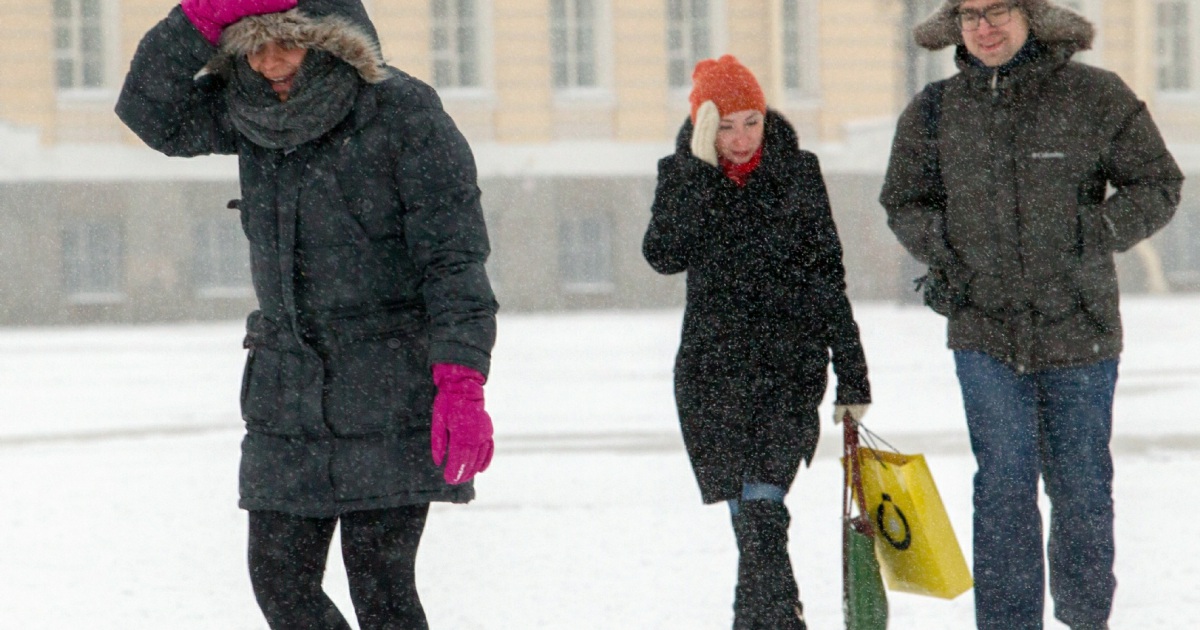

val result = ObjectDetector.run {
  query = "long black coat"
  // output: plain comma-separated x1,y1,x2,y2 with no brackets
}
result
643,112,870,504
116,2,497,517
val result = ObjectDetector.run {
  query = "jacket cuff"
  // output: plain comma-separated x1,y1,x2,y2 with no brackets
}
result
429,341,491,380
834,380,871,406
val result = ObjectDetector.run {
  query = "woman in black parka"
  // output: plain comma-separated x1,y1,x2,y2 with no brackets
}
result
116,1,497,628
643,55,871,630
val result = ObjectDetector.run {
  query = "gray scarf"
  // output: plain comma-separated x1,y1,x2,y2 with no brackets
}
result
227,50,360,150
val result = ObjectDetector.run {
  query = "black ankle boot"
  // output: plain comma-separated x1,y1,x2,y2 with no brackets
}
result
732,500,807,630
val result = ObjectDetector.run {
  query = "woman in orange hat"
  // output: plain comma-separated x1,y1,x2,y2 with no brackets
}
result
643,55,872,630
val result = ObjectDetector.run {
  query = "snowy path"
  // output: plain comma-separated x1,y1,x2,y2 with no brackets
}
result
2,296,1199,628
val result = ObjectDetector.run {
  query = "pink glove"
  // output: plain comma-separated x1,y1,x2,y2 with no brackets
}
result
431,363,494,485
181,0,299,46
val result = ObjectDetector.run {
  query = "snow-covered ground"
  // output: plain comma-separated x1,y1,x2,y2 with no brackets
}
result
2,296,1198,629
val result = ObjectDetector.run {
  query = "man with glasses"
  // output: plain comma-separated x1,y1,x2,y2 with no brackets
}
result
881,2,1182,629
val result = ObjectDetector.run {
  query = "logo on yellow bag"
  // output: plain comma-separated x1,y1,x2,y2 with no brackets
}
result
875,493,912,551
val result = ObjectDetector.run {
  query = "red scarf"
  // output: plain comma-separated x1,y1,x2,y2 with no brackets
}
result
720,146,763,187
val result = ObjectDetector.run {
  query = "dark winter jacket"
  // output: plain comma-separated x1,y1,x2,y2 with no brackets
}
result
116,0,497,517
644,111,870,504
881,1,1183,373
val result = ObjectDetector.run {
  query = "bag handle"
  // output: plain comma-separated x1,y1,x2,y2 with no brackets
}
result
843,418,875,538
857,421,905,470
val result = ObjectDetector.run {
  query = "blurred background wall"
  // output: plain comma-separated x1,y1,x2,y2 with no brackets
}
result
1,0,1198,324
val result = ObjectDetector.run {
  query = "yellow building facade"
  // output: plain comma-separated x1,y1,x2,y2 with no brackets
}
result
1,1,1199,323
1,0,1192,149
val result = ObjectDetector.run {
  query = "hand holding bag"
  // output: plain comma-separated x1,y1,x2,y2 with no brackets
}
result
843,421,888,630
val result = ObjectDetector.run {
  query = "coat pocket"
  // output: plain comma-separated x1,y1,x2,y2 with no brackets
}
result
920,266,972,317
1028,271,1084,325
240,347,313,436
323,323,434,437
1076,204,1114,257
240,311,320,436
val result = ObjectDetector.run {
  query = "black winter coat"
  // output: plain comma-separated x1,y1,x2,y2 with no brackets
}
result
643,112,870,504
116,2,497,517
881,29,1183,372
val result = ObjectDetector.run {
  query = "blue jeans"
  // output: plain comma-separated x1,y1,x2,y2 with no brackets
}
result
727,482,787,517
954,351,1118,630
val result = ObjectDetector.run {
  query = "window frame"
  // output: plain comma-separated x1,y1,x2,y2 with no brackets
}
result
430,0,494,99
666,0,725,93
551,0,595,90
1159,202,1200,291
191,217,253,299
558,213,615,294
53,0,119,103
1155,0,1200,98
550,0,613,100
62,218,124,304
778,0,820,102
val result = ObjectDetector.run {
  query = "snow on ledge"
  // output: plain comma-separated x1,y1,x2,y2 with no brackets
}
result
0,130,238,183
5,119,1200,183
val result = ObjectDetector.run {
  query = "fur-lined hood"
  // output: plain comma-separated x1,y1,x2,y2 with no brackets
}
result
203,0,388,83
914,0,1094,53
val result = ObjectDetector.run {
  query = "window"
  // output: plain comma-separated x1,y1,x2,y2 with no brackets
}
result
780,0,819,98
551,0,599,89
667,0,715,89
1157,1,1194,92
1160,204,1200,291
63,219,122,302
558,215,613,292
431,0,482,89
54,0,108,91
192,218,252,297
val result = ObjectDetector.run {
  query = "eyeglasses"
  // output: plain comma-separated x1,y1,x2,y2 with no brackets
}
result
956,2,1016,31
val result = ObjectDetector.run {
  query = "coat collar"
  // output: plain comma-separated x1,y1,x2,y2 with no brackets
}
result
956,36,1070,96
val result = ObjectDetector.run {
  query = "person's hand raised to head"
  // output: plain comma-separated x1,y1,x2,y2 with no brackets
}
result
689,100,721,167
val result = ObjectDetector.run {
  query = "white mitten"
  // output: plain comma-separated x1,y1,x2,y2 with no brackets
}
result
833,404,870,425
689,100,720,167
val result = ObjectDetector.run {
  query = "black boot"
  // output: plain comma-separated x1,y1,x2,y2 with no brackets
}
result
732,500,807,630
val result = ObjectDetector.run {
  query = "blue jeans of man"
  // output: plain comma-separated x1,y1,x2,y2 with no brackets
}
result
954,351,1118,630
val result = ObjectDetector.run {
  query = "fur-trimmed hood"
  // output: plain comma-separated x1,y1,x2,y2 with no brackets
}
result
913,0,1094,53
204,0,387,83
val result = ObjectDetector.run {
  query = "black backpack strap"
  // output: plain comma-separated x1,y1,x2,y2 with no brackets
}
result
920,79,947,203
912,79,961,315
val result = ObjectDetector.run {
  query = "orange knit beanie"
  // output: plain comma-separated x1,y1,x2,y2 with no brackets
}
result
688,55,766,123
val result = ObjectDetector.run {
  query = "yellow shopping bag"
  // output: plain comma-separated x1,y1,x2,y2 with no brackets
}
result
853,448,973,599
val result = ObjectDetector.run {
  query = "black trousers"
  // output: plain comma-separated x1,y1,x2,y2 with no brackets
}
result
248,505,430,630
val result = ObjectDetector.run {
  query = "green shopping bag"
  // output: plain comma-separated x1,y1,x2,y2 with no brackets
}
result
843,421,888,629
845,517,888,629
